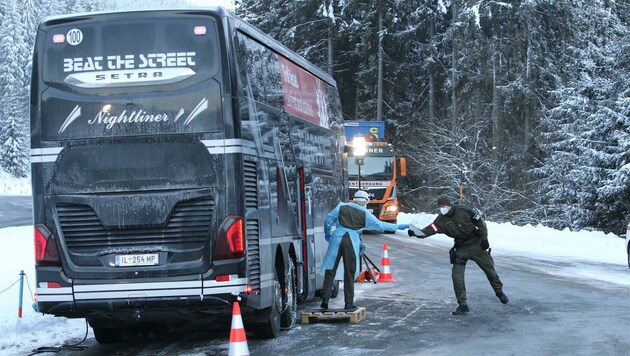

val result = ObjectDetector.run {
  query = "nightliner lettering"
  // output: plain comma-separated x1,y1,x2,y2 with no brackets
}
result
89,110,169,129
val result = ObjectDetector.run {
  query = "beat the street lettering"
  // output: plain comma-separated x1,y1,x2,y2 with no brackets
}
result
63,52,197,72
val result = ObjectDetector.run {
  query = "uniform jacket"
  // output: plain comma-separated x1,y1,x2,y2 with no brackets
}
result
421,204,488,246
321,202,399,278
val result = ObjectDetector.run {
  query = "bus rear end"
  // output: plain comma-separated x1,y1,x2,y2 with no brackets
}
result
30,9,247,340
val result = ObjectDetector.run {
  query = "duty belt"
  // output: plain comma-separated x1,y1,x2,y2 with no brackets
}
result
454,236,479,248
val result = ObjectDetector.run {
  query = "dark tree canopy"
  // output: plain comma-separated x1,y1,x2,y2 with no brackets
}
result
1,0,628,233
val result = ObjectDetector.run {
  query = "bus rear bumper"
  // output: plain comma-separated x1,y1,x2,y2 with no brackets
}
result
36,278,249,321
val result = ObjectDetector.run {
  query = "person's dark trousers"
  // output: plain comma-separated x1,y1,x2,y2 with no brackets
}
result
451,240,504,306
322,234,357,305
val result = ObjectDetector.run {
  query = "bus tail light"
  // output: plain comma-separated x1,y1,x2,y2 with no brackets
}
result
215,274,238,282
34,224,61,266
39,281,61,288
214,215,245,260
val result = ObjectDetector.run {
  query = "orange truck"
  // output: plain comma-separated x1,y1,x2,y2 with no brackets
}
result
344,121,406,222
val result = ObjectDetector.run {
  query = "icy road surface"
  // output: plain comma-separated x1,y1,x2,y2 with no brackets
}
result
45,232,630,356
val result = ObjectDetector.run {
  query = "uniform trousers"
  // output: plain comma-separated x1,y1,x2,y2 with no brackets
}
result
322,234,356,305
451,239,504,306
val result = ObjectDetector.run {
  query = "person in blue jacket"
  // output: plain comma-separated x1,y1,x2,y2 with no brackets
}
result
320,190,409,310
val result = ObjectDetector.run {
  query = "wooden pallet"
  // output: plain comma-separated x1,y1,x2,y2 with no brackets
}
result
300,307,367,324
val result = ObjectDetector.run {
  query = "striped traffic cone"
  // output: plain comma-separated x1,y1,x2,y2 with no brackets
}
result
378,243,396,282
228,301,250,356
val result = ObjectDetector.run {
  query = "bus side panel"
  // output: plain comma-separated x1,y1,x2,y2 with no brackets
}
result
232,22,346,306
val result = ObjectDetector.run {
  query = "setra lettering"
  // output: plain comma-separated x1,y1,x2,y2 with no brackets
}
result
95,71,163,81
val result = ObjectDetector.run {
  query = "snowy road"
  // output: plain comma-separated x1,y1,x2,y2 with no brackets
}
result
0,196,31,228
51,232,630,356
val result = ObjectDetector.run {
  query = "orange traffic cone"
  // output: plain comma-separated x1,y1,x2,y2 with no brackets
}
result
378,243,396,282
228,301,250,356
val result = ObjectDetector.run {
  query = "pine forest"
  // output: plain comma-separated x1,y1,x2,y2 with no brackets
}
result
0,0,628,233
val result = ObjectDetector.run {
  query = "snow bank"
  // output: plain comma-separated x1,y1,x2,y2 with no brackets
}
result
0,170,30,195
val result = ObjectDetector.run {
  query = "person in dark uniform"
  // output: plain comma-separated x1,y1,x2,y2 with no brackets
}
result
320,190,409,310
408,194,509,315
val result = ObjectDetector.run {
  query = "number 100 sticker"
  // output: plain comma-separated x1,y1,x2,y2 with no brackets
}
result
66,29,83,46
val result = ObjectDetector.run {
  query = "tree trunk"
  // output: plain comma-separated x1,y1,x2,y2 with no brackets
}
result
327,21,334,75
491,37,500,161
524,18,532,154
450,0,458,130
376,0,384,121
429,13,436,122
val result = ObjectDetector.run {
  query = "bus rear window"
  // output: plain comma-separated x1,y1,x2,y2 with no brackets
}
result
42,16,220,92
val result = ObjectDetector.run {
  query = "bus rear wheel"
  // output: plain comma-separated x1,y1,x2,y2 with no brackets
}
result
281,258,297,329
252,279,281,338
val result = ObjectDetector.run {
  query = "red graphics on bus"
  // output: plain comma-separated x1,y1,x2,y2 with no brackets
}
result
277,54,329,128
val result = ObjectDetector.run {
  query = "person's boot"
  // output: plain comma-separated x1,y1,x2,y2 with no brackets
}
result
452,305,470,315
497,292,509,304
344,304,358,311
320,299,329,309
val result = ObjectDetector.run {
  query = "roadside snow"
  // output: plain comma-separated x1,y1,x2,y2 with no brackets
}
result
0,170,30,195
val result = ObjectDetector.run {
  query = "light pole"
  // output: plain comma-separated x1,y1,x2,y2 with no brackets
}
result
353,136,367,192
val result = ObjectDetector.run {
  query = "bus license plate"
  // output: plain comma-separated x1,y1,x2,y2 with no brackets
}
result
115,253,159,267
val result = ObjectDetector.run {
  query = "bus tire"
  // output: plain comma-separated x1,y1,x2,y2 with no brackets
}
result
281,258,297,329
253,279,282,338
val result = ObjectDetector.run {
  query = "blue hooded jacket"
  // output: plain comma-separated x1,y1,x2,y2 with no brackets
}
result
321,202,399,278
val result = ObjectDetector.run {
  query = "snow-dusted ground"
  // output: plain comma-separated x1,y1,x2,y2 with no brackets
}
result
0,172,627,354
0,170,30,196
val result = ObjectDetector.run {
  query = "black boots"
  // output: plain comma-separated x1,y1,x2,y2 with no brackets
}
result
452,305,470,315
497,292,509,304
452,293,507,315
321,300,358,310
320,299,329,309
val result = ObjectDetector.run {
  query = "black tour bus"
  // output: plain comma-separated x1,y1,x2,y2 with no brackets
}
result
30,7,346,342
